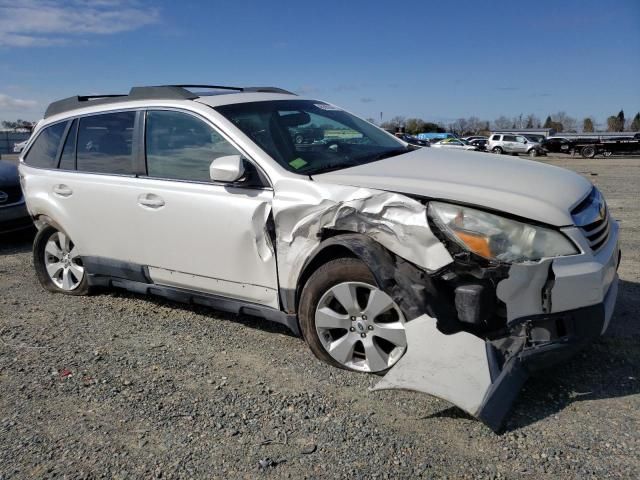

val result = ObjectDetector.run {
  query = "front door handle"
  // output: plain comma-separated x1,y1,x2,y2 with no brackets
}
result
138,193,165,209
53,184,73,197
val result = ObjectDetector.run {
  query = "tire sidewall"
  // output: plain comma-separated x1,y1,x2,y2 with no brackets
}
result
33,226,89,295
298,258,377,371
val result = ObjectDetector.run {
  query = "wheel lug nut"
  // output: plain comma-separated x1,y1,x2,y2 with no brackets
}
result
361,315,367,320
360,333,366,338
350,316,356,321
350,327,355,332
368,325,374,330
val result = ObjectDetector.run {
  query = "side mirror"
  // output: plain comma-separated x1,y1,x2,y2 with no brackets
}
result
209,154,245,183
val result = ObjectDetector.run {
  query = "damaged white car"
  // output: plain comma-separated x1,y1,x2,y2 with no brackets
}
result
19,85,620,431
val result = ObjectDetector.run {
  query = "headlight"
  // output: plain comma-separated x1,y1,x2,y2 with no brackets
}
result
428,201,578,263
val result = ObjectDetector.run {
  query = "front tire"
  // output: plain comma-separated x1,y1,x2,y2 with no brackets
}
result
33,226,89,295
299,258,407,373
492,147,503,154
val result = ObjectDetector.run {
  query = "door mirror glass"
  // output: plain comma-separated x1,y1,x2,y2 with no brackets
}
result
210,154,245,182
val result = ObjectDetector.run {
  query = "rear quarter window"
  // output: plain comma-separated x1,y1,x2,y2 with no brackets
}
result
77,111,136,175
24,122,67,168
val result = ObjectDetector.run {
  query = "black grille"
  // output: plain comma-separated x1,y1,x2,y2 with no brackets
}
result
0,185,23,205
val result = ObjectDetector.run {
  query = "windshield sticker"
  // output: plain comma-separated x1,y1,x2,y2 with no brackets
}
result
289,157,308,170
314,103,342,111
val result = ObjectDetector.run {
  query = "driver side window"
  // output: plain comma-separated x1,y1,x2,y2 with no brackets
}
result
145,110,240,182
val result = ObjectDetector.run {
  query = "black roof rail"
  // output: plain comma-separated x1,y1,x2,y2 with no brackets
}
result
44,84,295,118
44,94,127,118
167,84,295,95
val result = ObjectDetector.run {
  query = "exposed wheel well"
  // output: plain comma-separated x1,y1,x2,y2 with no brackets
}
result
295,243,357,312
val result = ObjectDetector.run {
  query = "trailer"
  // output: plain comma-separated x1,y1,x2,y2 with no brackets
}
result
575,135,640,158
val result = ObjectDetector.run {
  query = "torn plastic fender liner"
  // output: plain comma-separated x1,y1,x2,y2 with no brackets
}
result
298,234,458,322
371,259,552,432
373,315,494,415
370,313,524,432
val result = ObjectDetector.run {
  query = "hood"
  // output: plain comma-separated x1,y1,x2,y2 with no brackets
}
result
312,148,592,226
0,160,19,188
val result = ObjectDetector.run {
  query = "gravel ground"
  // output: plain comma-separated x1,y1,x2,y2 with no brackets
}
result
1,155,639,479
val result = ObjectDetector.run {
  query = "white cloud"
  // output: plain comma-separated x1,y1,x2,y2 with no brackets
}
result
0,93,38,109
0,0,160,47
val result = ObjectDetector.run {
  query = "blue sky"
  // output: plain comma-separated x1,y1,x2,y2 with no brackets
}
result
1,0,639,127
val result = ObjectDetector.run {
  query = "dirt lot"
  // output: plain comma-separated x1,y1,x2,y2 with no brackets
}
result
1,155,638,479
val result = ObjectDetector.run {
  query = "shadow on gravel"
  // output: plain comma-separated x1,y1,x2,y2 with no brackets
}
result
502,278,640,432
0,228,35,255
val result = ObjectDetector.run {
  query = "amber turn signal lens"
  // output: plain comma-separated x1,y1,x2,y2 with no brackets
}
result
455,230,492,258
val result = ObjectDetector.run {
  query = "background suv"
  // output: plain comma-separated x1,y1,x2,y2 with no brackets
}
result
487,133,543,156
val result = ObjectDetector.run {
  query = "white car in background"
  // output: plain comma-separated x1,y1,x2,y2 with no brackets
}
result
13,140,29,153
431,138,478,151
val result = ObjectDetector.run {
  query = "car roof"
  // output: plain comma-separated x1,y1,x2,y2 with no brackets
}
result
43,85,301,121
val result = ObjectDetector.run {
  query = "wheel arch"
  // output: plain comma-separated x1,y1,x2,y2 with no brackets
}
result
290,232,456,327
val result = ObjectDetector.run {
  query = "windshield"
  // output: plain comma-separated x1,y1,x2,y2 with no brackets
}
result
214,100,408,175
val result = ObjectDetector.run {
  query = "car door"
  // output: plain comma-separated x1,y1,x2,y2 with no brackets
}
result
129,109,279,308
501,134,516,152
515,135,529,153
22,110,145,270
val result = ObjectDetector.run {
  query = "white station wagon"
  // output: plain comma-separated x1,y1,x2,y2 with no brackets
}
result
19,85,620,430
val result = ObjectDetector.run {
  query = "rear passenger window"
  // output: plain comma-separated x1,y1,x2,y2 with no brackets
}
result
24,122,66,168
503,135,517,142
145,110,240,182
77,111,136,174
59,119,78,170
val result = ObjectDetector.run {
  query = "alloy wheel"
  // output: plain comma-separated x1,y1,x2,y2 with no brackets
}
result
44,231,85,290
314,282,407,372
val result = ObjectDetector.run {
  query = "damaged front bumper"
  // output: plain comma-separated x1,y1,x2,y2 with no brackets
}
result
374,221,621,432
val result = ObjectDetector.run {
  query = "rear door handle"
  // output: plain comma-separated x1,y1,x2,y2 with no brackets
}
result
138,193,165,209
53,184,73,197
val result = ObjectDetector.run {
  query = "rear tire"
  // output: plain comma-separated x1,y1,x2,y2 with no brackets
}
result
528,148,538,157
581,145,596,158
33,226,89,295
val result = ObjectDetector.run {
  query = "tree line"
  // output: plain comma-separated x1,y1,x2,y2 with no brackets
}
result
3,110,640,136
1,119,35,130
378,110,640,136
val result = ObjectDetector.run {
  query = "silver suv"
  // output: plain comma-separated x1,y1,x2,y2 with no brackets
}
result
487,133,543,156
19,85,620,431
